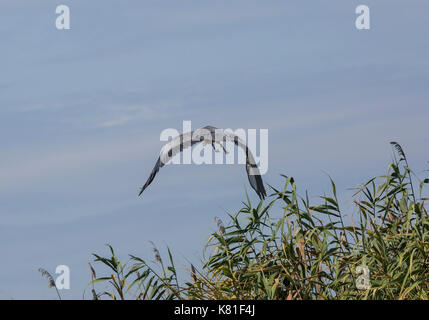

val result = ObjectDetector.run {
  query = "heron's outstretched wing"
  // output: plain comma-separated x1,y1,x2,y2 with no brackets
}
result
205,126,267,200
245,162,267,200
138,157,163,196
138,130,205,196
238,144,266,200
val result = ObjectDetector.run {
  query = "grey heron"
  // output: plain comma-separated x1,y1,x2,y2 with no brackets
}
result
139,125,266,199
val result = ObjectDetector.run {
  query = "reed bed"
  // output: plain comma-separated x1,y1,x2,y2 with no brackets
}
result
86,143,429,300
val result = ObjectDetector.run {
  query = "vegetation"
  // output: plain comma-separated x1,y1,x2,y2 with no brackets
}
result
41,142,429,299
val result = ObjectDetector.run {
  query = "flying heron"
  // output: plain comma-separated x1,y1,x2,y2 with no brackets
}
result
139,125,266,199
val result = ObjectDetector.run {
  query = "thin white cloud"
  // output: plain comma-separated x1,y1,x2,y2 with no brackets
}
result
96,104,174,128
0,135,161,193
97,114,147,128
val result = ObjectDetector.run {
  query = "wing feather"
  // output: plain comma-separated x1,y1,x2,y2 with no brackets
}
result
138,157,163,196
217,128,267,200
139,131,204,196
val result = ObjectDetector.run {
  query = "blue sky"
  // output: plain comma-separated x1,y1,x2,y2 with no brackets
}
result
1,0,428,299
